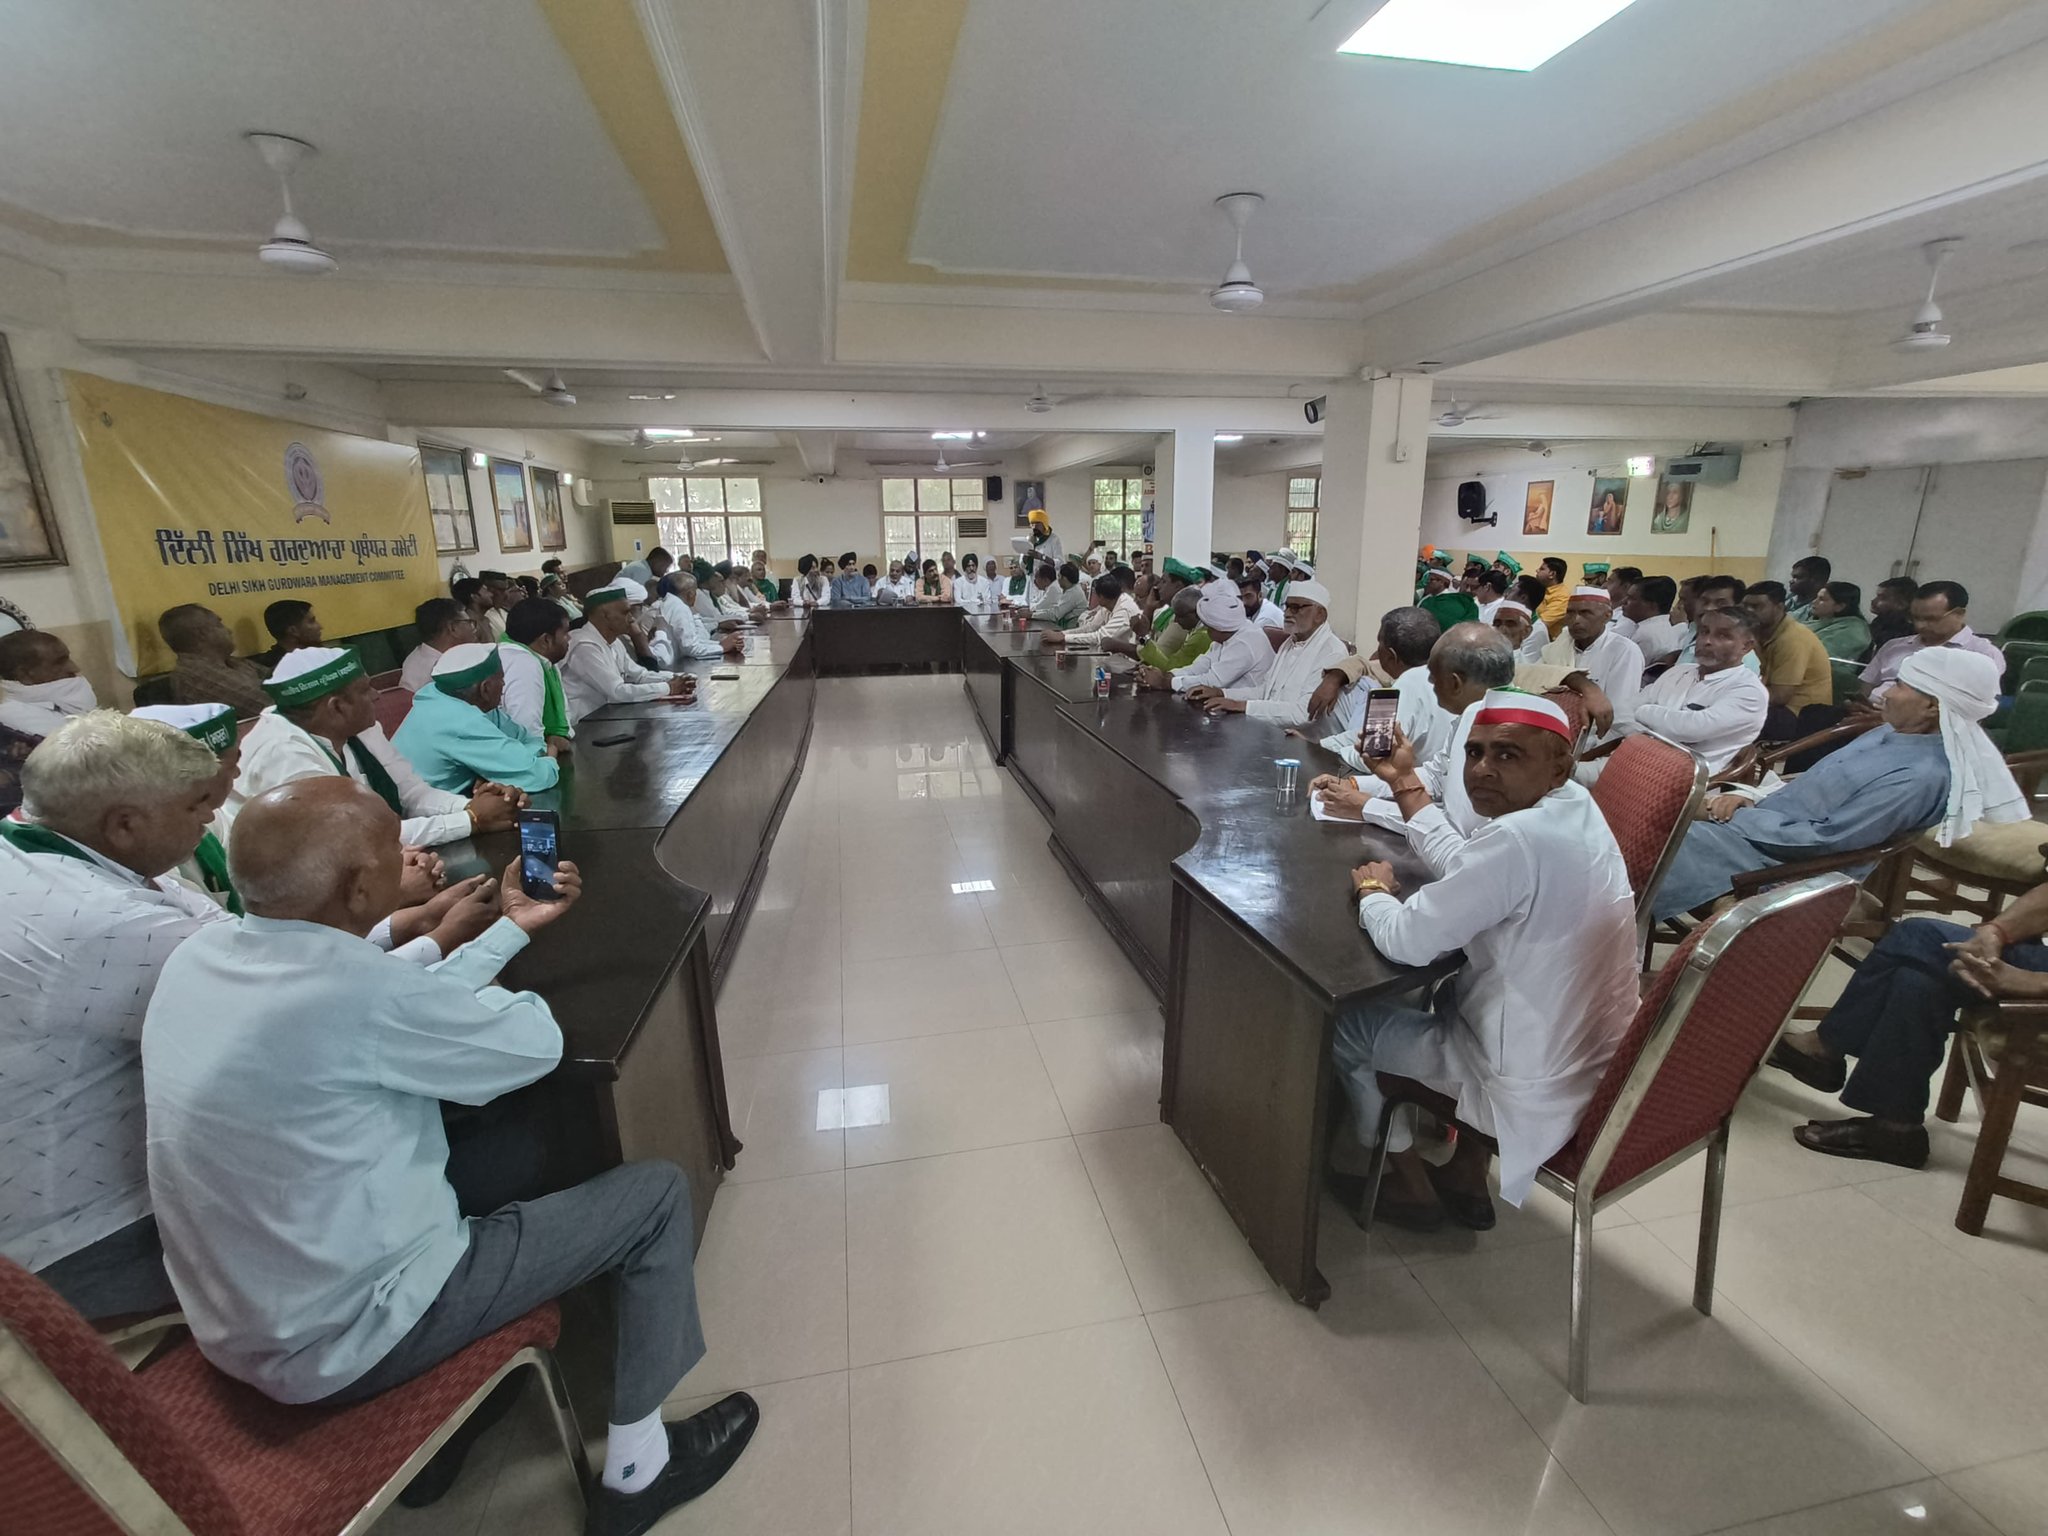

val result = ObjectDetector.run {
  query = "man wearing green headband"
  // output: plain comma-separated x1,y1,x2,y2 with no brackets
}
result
131,702,247,913
562,585,695,724
229,647,523,848
395,644,561,795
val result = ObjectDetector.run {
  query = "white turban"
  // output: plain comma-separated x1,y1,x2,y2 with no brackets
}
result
1196,579,1243,632
1896,648,2026,847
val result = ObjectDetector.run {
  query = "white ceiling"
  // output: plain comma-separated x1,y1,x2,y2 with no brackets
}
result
0,0,660,257
912,0,1938,294
1682,176,2048,315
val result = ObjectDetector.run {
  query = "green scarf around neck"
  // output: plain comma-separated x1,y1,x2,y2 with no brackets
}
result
503,640,571,739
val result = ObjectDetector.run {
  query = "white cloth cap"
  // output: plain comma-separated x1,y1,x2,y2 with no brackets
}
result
1196,580,1243,631
267,647,351,685
1283,579,1331,609
131,703,229,732
1896,648,2027,847
1424,569,1453,589
610,577,646,605
1570,585,1613,603
430,642,500,677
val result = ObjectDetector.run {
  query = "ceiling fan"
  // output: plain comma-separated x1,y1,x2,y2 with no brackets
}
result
246,132,336,275
1434,400,1506,428
627,428,716,450
621,453,772,468
503,368,577,406
1209,192,1266,312
869,446,997,472
1890,237,1961,353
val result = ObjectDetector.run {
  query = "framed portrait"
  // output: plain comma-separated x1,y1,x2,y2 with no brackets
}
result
419,443,478,555
1651,476,1693,535
1588,476,1629,537
489,457,532,553
0,332,62,568
1014,478,1046,528
531,466,567,551
1522,479,1554,537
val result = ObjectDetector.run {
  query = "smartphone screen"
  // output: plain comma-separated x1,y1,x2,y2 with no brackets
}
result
517,810,562,901
1359,689,1402,759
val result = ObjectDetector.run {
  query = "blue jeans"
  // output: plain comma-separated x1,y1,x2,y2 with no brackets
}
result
1818,918,2048,1120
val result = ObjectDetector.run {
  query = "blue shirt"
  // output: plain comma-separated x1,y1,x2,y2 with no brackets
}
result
392,685,559,794
142,915,560,1402
1652,727,1948,920
830,571,873,606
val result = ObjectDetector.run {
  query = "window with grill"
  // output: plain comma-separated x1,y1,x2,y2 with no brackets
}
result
420,444,478,554
649,477,764,566
881,477,981,565
1285,476,1320,563
1092,476,1147,556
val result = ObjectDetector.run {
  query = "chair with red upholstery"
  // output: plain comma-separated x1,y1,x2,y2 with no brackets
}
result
1585,730,1710,950
0,1257,586,1536
372,686,413,739
1358,873,1858,1401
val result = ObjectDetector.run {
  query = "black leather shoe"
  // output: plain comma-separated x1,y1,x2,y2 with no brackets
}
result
1793,1117,1929,1170
584,1392,760,1536
398,1373,526,1508
1424,1162,1497,1231
1767,1039,1846,1094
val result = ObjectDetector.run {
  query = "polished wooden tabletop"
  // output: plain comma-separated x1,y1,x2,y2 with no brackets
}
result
965,614,1447,1006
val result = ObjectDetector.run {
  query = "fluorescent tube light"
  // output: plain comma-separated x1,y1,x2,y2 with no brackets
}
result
1338,0,1639,72
1213,433,1244,443
1626,455,1655,478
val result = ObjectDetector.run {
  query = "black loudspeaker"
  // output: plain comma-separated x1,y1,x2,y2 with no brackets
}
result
1457,480,1486,521
985,475,1003,502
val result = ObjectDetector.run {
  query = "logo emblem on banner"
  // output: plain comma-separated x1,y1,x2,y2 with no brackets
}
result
284,441,329,523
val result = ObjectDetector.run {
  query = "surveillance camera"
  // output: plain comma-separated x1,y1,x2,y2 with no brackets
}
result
1304,396,1326,425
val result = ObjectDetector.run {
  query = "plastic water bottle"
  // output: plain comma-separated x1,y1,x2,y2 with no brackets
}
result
1093,665,1110,699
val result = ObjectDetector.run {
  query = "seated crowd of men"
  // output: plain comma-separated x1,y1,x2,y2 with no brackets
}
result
0,536,2034,1503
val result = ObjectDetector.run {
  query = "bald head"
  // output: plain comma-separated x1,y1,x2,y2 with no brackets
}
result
1428,622,1516,714
230,777,403,930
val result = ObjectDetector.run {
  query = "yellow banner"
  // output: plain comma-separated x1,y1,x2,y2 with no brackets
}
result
68,373,439,675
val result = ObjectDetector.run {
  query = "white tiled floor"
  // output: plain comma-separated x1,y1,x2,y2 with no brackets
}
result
384,675,2048,1536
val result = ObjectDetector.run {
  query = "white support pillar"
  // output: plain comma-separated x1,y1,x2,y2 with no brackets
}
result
1314,377,1435,642
1151,423,1216,568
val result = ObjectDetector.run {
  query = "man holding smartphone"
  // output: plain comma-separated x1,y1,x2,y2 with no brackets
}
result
1329,691,1639,1233
145,778,757,1530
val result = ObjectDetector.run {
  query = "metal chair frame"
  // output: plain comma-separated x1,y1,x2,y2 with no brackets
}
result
1359,874,1854,1402
0,1319,589,1536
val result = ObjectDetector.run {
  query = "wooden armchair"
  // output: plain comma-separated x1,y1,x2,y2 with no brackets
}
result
1718,716,1880,788
1935,999,2048,1235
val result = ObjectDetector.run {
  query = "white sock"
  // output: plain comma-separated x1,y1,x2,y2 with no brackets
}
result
601,1409,671,1494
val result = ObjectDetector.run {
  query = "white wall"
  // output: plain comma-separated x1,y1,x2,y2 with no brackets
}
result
1770,396,2048,626
398,426,607,580
1214,471,1299,555
1419,439,1785,581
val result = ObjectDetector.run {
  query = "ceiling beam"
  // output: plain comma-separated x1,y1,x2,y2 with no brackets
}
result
792,429,838,475
1026,431,1158,478
1356,35,2048,371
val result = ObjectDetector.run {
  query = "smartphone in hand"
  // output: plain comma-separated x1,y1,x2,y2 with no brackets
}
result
1359,688,1401,759
517,809,564,900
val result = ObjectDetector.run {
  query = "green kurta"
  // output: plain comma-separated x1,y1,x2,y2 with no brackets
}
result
1420,591,1481,631
1140,626,1213,672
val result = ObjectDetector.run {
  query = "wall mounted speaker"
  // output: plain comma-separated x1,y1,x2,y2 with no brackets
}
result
985,475,1003,501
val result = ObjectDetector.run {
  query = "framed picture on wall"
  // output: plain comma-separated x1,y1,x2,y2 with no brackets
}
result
489,457,532,552
1651,476,1693,534
1014,478,1046,528
419,443,478,555
1588,476,1629,536
1522,480,1554,537
0,332,62,568
531,466,567,551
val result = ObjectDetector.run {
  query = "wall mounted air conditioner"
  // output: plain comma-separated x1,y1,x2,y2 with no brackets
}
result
609,498,656,526
958,516,989,538
1663,448,1742,484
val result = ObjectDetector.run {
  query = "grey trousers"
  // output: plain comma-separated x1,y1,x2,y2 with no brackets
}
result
34,1216,177,1322
320,1160,705,1424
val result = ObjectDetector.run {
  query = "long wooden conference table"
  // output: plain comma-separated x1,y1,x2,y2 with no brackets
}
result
441,603,1437,1303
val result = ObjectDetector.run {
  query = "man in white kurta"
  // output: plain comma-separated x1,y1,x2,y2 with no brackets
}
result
654,576,741,663
1581,606,1767,783
1535,586,1643,745
560,584,692,723
400,598,478,694
0,631,97,742
1320,606,1452,770
1312,623,1517,872
226,648,521,849
1192,580,1350,727
1157,581,1276,698
1333,690,1640,1229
